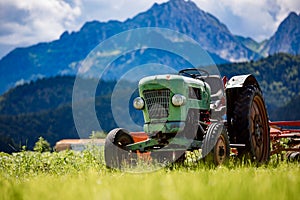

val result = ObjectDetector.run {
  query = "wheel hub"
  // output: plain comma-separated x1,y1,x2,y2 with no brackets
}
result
253,116,263,147
218,146,225,157
216,136,226,162
250,96,269,162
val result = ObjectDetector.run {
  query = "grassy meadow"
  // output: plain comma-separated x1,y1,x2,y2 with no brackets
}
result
0,149,299,200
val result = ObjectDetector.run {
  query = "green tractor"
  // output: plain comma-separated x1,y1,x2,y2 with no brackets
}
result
105,68,270,168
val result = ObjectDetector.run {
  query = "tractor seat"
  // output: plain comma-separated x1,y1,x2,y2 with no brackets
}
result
199,75,226,119
200,75,224,101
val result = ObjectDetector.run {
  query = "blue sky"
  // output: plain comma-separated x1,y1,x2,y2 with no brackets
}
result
0,0,299,58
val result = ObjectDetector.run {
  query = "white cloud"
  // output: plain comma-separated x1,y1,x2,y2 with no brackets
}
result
0,0,81,46
0,0,168,58
193,0,300,41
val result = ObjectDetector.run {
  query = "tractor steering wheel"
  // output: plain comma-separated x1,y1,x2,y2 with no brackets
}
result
178,68,209,79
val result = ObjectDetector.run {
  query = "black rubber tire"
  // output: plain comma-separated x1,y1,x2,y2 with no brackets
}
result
202,123,230,166
104,128,135,169
233,86,270,163
287,152,300,162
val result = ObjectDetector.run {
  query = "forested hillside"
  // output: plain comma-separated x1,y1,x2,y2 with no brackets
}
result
0,78,134,152
219,53,300,110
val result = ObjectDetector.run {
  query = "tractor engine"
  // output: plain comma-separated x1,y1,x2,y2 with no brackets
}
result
133,74,211,140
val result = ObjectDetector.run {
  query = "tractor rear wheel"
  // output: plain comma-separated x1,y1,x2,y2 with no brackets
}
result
202,123,230,166
104,128,135,169
233,86,270,163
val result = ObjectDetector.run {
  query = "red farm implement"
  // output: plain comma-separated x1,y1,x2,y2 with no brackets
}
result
270,121,300,161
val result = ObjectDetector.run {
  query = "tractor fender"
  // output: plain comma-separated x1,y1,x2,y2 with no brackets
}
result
226,74,260,90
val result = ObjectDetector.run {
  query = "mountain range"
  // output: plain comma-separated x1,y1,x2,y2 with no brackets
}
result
0,0,300,94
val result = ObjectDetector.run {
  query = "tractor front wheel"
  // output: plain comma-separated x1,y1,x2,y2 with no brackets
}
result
202,123,230,166
104,128,135,169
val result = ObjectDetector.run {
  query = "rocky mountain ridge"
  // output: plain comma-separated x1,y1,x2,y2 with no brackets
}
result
0,0,299,94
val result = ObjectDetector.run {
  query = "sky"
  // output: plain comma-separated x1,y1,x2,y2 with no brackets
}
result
0,0,300,59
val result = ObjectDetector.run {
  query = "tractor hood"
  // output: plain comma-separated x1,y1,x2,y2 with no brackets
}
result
139,74,207,92
137,74,211,134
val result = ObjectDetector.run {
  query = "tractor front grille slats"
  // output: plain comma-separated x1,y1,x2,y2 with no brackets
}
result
143,89,170,119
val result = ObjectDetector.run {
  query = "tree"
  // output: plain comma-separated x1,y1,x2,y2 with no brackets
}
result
34,136,51,152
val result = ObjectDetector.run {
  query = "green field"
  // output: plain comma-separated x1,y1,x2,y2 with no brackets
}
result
1,150,299,200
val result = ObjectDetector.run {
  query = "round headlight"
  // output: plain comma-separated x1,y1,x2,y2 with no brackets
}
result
133,97,144,110
172,94,186,106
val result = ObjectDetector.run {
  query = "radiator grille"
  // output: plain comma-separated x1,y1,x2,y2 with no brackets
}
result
143,89,170,119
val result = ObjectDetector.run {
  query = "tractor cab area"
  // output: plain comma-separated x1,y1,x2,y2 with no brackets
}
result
178,68,226,120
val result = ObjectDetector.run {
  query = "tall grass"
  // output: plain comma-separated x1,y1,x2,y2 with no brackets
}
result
0,147,105,179
0,149,299,200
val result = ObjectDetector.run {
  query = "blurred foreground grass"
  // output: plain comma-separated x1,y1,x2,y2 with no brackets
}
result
0,150,299,200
